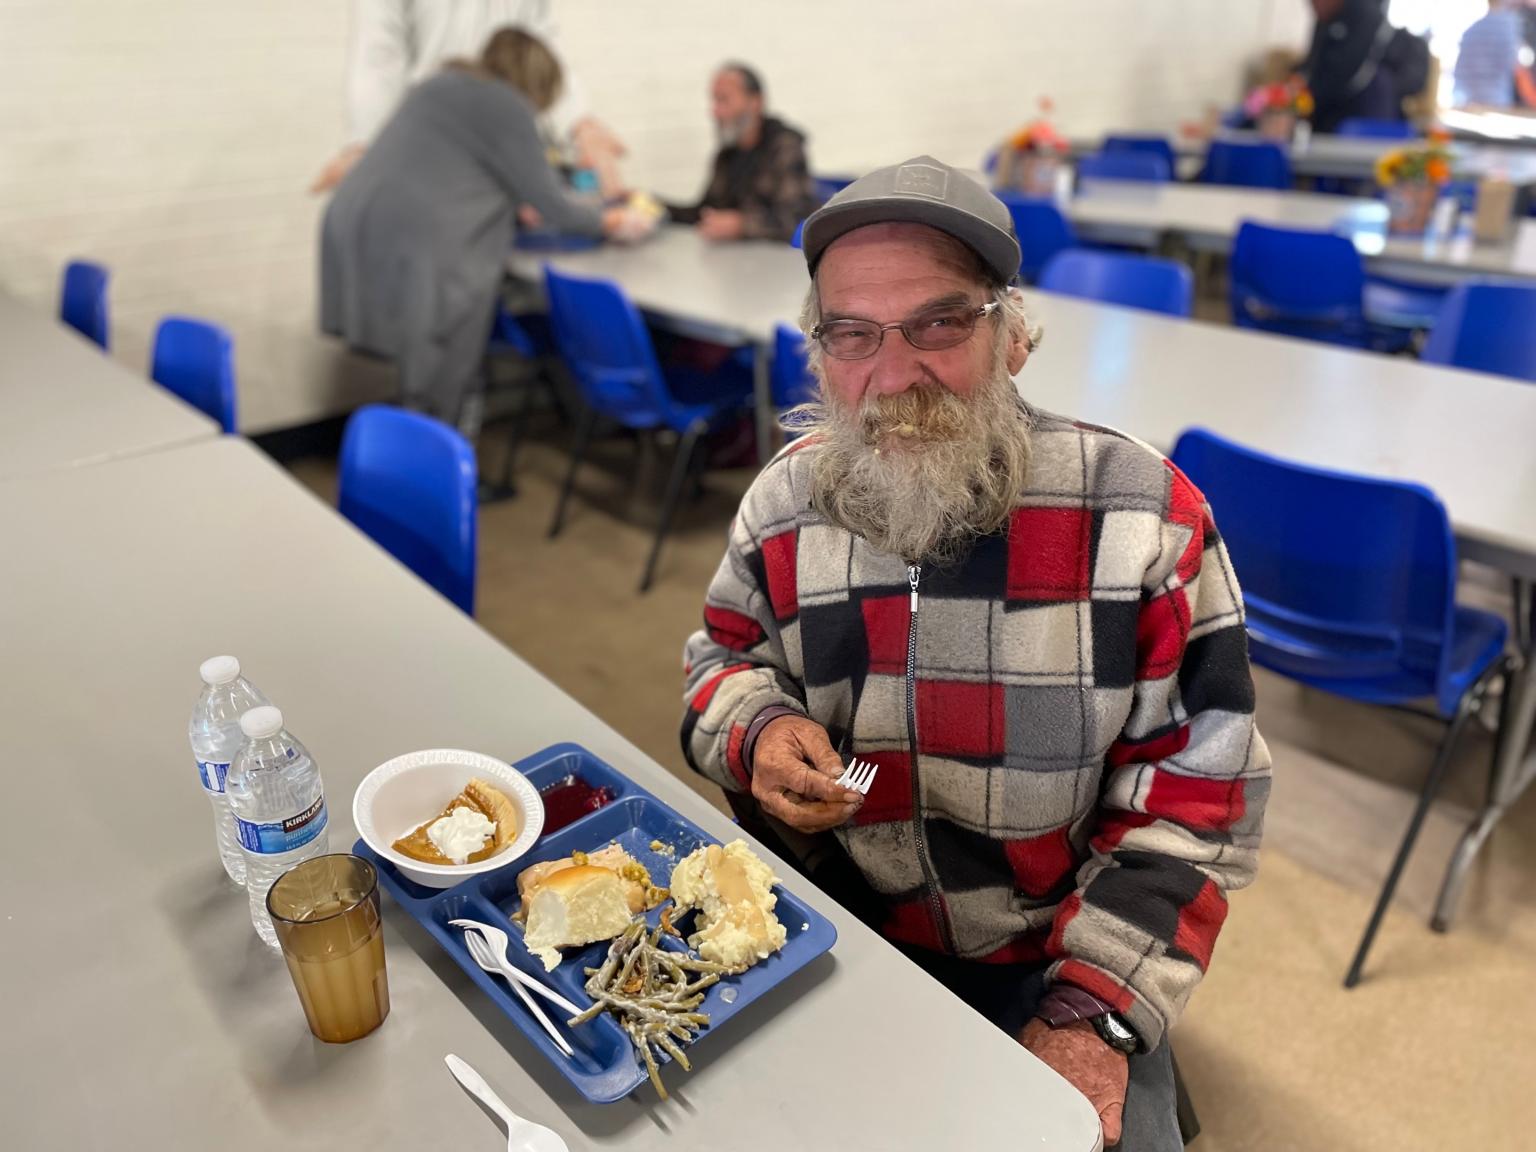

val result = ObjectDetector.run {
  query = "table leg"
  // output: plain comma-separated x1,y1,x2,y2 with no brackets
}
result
1433,579,1536,930
754,339,775,465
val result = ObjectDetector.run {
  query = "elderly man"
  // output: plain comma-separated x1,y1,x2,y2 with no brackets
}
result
666,63,817,243
680,158,1270,1149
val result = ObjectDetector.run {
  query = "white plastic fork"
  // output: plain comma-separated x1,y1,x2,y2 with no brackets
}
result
451,922,576,1058
448,918,584,1016
835,757,879,796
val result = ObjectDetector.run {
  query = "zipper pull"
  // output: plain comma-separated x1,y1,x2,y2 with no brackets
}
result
908,563,921,613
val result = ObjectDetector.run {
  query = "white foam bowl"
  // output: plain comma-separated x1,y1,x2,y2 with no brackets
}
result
353,749,545,888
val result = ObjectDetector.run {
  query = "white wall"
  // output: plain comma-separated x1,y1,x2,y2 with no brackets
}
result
0,0,1297,434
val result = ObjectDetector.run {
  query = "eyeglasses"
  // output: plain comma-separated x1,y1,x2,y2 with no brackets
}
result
810,301,1000,361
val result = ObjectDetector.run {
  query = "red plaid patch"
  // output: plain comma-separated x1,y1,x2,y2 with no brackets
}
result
976,934,1049,965
861,594,910,677
705,603,765,651
1055,959,1135,1015
884,896,948,952
1166,465,1207,585
1172,877,1227,970
916,680,1006,758
689,663,753,713
1006,506,1093,602
1004,827,1078,898
725,722,750,790
1145,771,1245,832
1136,589,1189,681
1089,812,1158,854
849,749,914,826
1106,724,1190,769
760,529,798,621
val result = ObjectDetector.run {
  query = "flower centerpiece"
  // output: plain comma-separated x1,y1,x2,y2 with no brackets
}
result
1375,130,1454,235
995,98,1070,197
1244,78,1313,142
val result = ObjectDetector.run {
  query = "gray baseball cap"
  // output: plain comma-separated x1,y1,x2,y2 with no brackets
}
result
801,155,1021,285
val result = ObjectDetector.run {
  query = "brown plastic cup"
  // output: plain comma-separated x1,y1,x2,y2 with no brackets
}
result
267,854,390,1043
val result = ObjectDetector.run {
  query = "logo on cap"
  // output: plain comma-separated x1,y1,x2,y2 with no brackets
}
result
893,163,948,201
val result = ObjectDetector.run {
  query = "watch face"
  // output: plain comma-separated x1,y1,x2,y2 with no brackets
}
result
1105,1015,1134,1042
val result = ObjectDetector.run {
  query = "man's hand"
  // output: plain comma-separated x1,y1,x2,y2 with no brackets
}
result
1020,1018,1129,1146
310,144,365,194
749,715,862,833
698,208,745,241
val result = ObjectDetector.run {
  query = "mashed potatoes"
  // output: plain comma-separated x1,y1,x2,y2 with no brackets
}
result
669,840,786,970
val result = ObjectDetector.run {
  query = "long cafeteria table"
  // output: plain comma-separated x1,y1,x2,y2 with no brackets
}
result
0,289,218,481
0,434,1103,1150
509,224,1536,934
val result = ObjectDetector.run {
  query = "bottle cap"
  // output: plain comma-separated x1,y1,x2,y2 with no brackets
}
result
198,655,241,686
240,706,284,740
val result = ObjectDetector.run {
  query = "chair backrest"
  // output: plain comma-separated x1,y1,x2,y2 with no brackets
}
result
1229,221,1367,346
998,194,1079,284
1200,140,1292,189
543,266,673,427
1076,151,1172,183
1102,134,1179,176
1039,250,1193,317
1337,118,1418,139
771,324,817,411
338,405,477,614
150,317,237,433
1170,427,1460,706
790,219,805,249
1420,281,1536,383
60,260,110,350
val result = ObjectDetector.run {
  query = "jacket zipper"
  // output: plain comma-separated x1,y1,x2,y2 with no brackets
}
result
905,562,954,951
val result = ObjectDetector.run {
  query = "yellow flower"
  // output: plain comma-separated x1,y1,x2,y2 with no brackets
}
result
1295,91,1315,117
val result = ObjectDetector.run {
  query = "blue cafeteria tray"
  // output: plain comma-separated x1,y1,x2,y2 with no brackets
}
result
353,742,838,1103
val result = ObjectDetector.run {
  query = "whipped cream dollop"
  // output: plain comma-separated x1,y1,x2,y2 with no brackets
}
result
427,806,495,864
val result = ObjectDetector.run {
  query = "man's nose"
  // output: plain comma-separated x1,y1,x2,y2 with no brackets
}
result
864,329,926,397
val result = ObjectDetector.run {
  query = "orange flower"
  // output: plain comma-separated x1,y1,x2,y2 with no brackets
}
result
1426,157,1452,185
1428,127,1452,145
1295,90,1315,117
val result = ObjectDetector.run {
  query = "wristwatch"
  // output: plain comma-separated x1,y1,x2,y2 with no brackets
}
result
1090,1011,1140,1055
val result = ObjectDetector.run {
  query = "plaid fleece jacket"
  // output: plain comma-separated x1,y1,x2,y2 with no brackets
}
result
680,408,1271,1049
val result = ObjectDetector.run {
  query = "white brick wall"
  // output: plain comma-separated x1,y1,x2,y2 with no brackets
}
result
0,0,1303,433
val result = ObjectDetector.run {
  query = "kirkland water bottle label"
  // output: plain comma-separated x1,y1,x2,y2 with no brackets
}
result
197,760,231,794
234,796,328,855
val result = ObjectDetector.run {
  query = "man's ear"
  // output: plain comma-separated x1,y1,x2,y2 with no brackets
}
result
1003,290,1032,375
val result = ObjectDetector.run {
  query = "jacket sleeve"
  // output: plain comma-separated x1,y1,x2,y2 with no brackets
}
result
1044,465,1271,1051
738,131,817,242
479,93,603,237
680,471,807,794
347,0,412,144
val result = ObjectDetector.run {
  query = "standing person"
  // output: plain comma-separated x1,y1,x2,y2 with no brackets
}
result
320,28,630,428
1303,0,1404,131
667,64,817,244
1455,2,1536,108
312,0,623,194
679,157,1271,1150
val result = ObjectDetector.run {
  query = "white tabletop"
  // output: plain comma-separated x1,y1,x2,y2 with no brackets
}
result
514,228,1536,576
0,435,1101,1150
0,291,218,481
509,229,810,347
1066,180,1536,284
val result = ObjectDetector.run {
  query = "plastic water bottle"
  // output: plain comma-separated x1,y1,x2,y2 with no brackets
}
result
188,656,270,886
227,706,330,948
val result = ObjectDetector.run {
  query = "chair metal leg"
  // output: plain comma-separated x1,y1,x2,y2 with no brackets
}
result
494,374,535,496
548,405,596,539
639,422,705,593
1343,685,1484,988
1433,655,1521,931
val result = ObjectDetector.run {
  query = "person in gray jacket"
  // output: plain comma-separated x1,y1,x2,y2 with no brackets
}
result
320,27,622,426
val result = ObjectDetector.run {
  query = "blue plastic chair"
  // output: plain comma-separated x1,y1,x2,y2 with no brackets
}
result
150,317,237,433
543,267,753,591
481,303,561,497
1170,427,1509,988
790,219,805,249
999,195,1079,284
338,405,478,615
771,323,818,420
1200,140,1291,189
1102,134,1179,177
1337,118,1419,139
60,260,109,350
1420,282,1536,383
1076,151,1172,183
1039,250,1193,317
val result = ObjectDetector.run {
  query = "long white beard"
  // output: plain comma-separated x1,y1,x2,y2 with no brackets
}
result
801,368,1033,564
